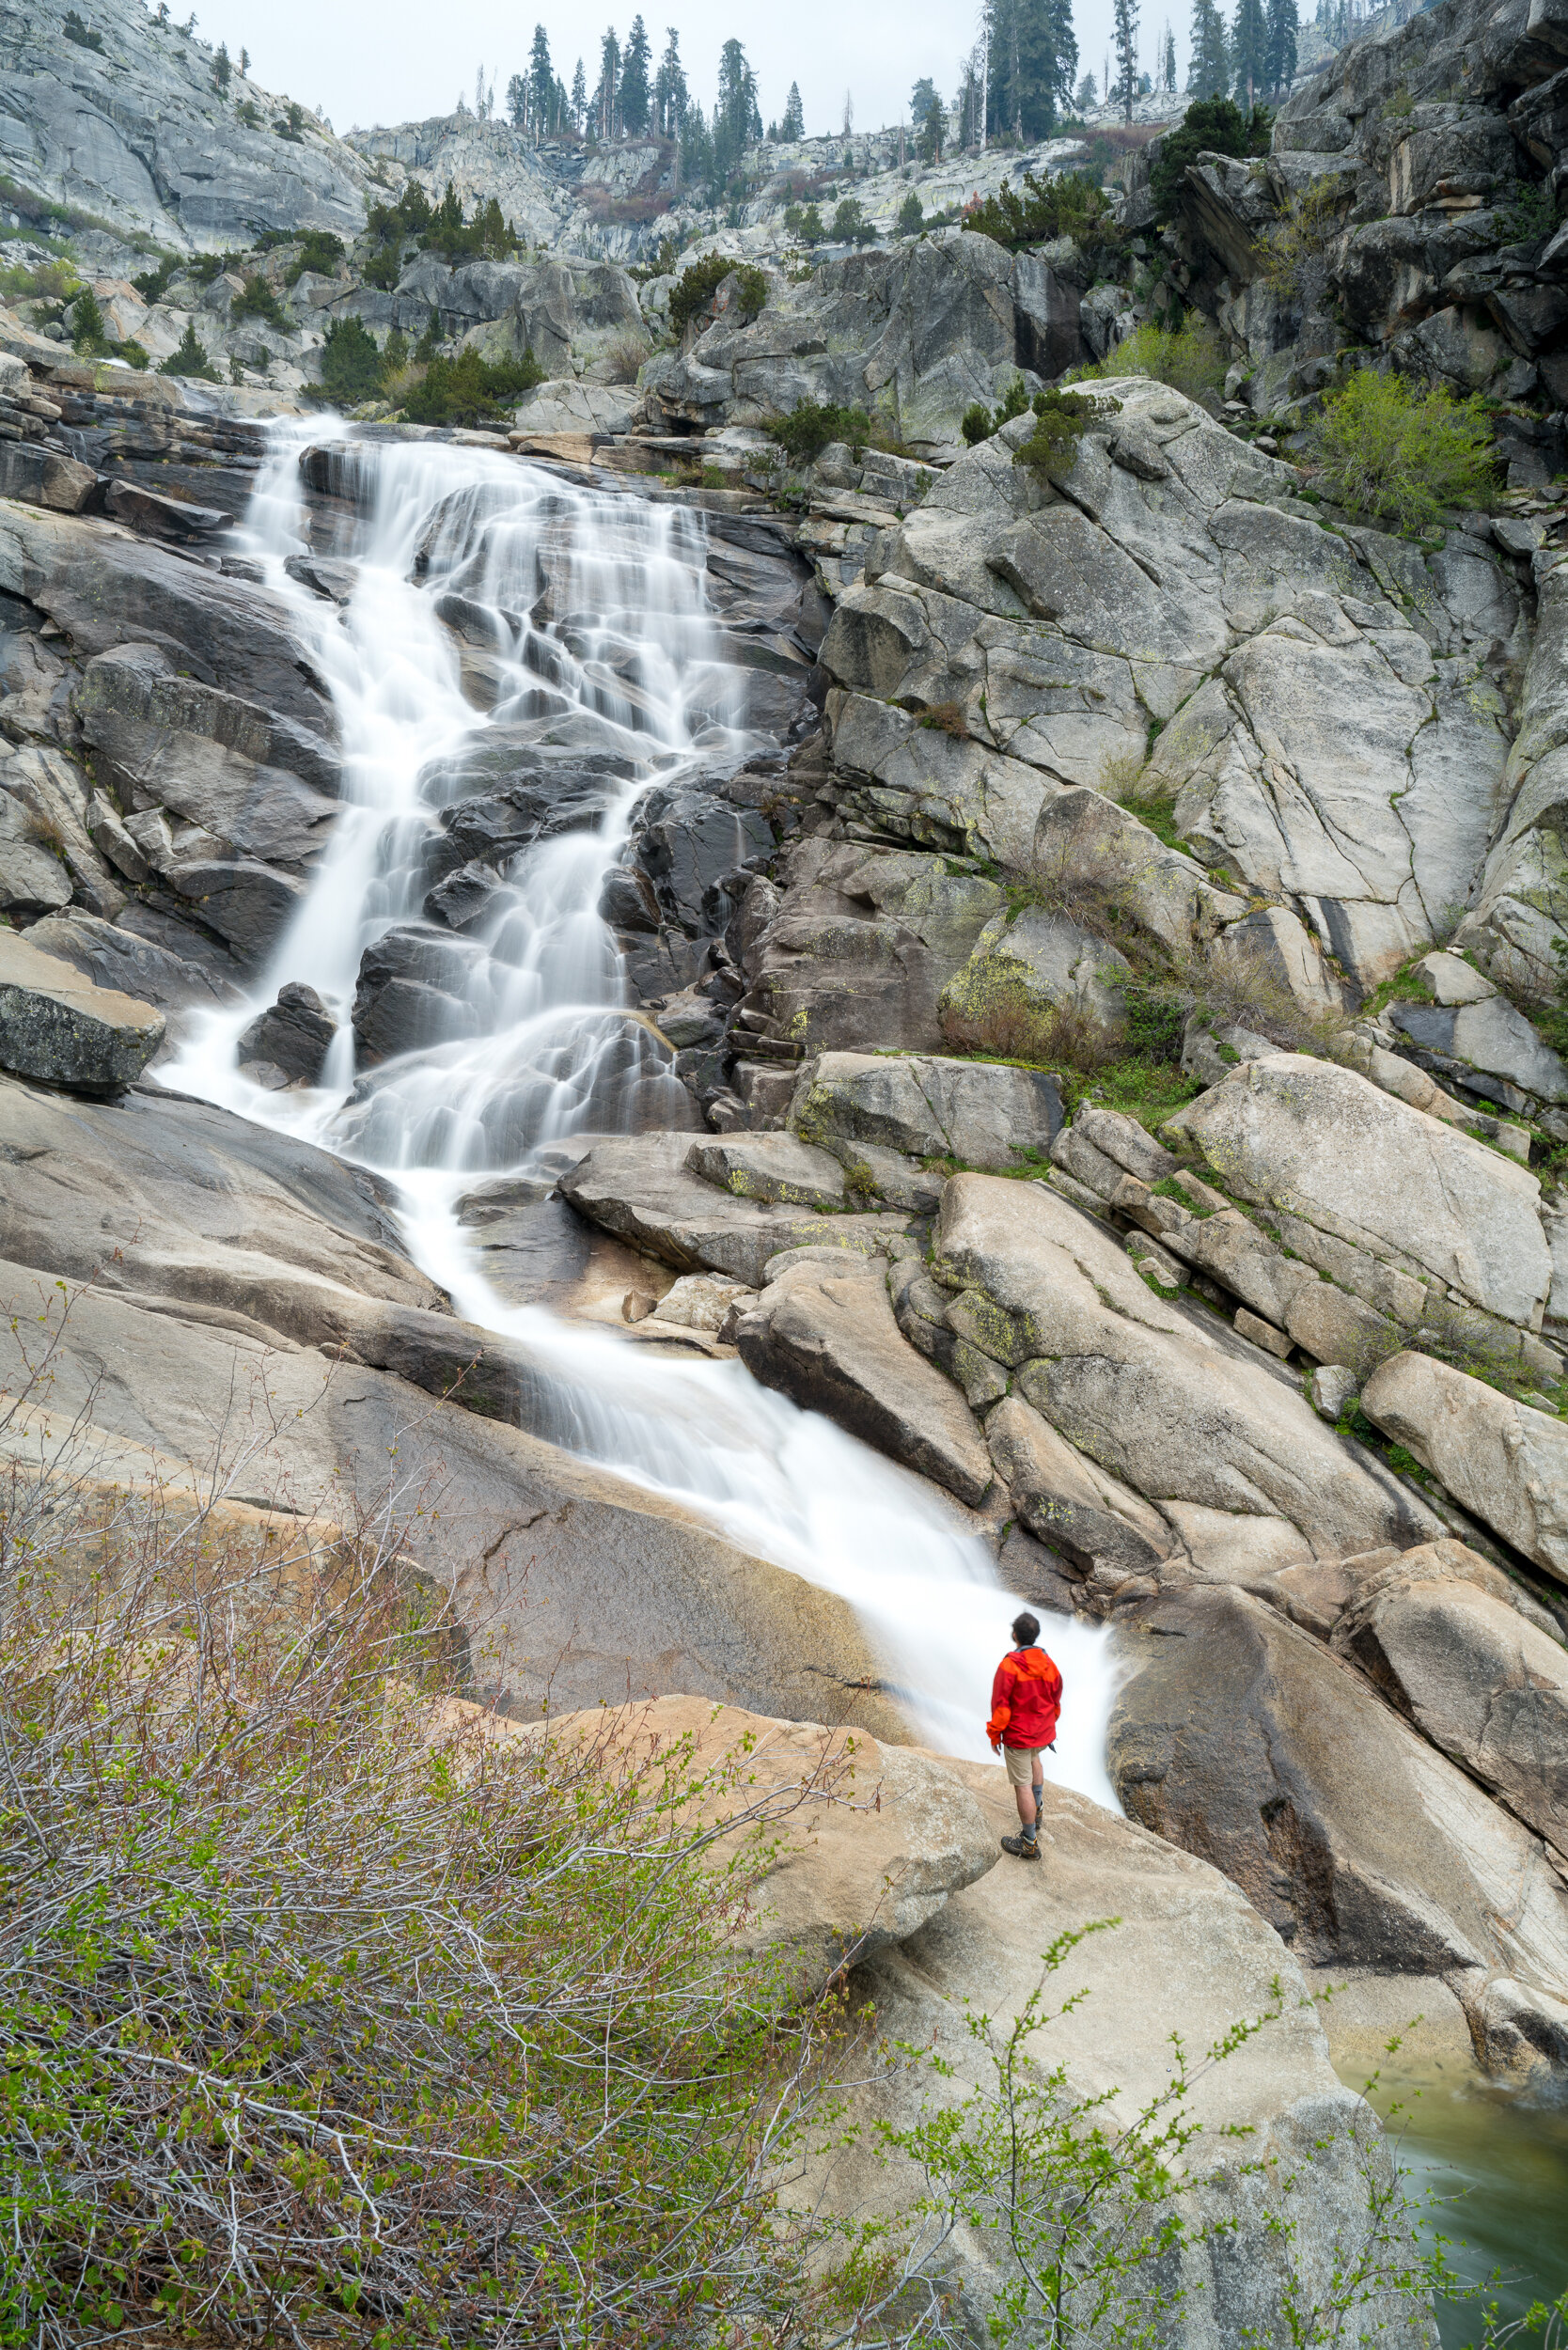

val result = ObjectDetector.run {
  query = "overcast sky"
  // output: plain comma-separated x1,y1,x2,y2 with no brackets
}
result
192,0,1184,141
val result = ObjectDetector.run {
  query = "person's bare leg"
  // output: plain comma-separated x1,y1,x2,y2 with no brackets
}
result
1014,1778,1036,1828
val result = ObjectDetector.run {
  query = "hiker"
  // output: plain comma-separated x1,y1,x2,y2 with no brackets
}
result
986,1609,1063,1861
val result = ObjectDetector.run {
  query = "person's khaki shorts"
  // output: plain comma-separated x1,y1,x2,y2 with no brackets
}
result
1002,1744,1044,1786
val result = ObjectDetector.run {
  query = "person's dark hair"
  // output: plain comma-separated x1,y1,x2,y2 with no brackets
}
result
1011,1610,1040,1648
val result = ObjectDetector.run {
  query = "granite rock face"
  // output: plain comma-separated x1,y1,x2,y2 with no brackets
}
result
0,0,376,249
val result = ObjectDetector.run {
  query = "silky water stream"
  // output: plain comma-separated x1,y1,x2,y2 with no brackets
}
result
165,422,1119,1790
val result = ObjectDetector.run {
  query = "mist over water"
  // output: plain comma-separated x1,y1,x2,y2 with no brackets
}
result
165,422,1121,1790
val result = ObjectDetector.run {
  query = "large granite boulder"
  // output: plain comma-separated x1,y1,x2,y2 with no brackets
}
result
1111,1583,1568,2077
790,1048,1064,1169
734,1251,996,1506
0,932,164,1090
1361,1351,1568,1584
935,1171,1438,1564
1166,1056,1554,1337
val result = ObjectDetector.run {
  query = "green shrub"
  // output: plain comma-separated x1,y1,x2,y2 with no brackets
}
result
69,287,108,353
421,181,516,262
286,229,345,284
1013,385,1120,480
117,338,149,369
964,168,1116,252
131,255,176,304
231,273,286,326
0,1468,837,2350
157,321,218,381
400,344,544,426
312,314,385,406
963,372,1034,445
1075,313,1228,402
668,252,767,336
898,190,924,235
1309,368,1497,534
831,196,878,245
383,323,409,373
62,7,103,47
766,398,874,462
0,257,81,304
1149,97,1272,221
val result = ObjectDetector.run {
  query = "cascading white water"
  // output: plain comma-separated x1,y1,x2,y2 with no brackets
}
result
166,422,1121,1794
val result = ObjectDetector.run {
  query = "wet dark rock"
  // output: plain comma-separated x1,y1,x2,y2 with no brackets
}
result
164,859,306,968
237,982,337,1084
103,481,233,541
424,861,504,931
351,925,483,1062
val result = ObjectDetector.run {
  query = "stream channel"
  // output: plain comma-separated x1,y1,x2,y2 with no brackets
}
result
163,424,1562,2320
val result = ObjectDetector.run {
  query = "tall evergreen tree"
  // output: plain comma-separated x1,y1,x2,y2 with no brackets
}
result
1231,0,1268,102
571,57,588,130
1163,20,1178,84
594,27,620,139
1186,0,1229,91
680,98,713,187
527,26,554,137
619,15,651,134
1263,0,1298,90
506,71,527,128
779,80,804,138
713,38,760,179
985,0,1077,144
654,27,688,136
1113,0,1139,119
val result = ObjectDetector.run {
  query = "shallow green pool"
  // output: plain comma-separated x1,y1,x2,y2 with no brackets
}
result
1357,2058,1568,2343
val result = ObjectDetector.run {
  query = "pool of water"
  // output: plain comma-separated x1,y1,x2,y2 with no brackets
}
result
1355,2056,1568,2342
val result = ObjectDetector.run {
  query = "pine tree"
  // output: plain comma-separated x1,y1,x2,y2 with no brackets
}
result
985,0,1077,145
654,27,688,137
779,80,804,138
918,89,944,160
1231,0,1268,102
1186,0,1229,91
212,39,230,90
594,28,621,139
1264,0,1298,91
506,71,527,128
619,15,651,134
713,38,760,180
1164,21,1178,85
1075,69,1097,107
571,57,588,131
1113,0,1139,118
680,98,713,188
528,25,554,137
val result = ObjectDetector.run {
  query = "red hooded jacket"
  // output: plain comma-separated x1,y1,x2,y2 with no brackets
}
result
987,1645,1063,1751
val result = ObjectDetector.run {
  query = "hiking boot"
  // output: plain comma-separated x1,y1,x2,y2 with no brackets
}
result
1000,1832,1041,1860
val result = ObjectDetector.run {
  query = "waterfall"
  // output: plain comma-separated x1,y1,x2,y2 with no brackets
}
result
165,423,1121,1795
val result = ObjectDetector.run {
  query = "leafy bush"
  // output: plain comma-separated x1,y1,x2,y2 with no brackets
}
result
732,261,768,317
669,250,731,335
964,167,1116,252
0,1449,840,2350
1013,385,1120,480
422,182,517,263
1259,176,1350,303
400,344,544,426
1149,97,1272,221
231,273,286,326
784,199,826,244
1309,368,1497,534
62,7,103,47
117,338,149,369
0,256,80,305
941,970,1121,1076
1075,313,1228,402
156,321,218,381
963,372,1035,446
69,287,108,353
286,228,345,284
832,196,879,245
131,255,176,304
898,189,923,235
312,314,385,406
766,398,874,462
